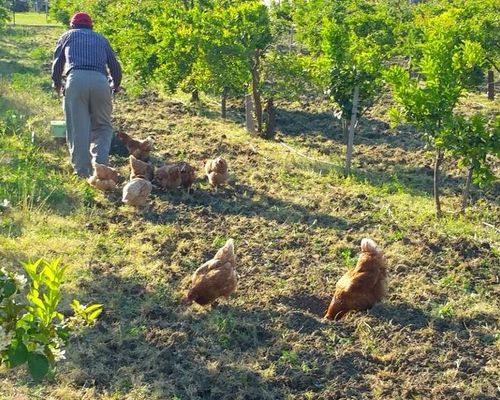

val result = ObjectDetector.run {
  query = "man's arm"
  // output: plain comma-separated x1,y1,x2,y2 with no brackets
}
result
51,35,67,93
105,40,122,90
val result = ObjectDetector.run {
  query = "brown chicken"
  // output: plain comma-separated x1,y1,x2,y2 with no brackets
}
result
325,238,387,320
185,239,237,306
175,161,196,192
116,131,153,160
122,178,152,206
130,155,154,181
205,157,228,190
87,161,119,191
155,164,181,190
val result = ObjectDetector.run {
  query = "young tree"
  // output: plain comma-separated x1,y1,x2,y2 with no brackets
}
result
260,50,316,138
293,0,395,174
150,0,272,112
99,0,159,86
251,0,317,137
194,1,254,116
441,114,500,214
49,0,71,25
227,0,272,133
150,1,204,98
49,0,115,26
385,11,485,216
455,0,500,100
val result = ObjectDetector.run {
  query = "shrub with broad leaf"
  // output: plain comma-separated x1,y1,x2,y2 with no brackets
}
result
0,259,102,380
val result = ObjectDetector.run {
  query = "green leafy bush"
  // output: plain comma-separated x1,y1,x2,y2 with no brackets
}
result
0,6,9,29
48,0,71,26
442,114,500,187
0,259,102,380
385,11,486,215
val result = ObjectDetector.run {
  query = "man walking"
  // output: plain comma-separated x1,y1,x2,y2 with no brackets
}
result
51,12,122,177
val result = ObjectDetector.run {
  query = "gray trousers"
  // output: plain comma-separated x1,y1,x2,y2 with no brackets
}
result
64,70,113,177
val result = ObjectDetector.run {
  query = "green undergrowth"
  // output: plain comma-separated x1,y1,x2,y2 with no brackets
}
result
8,12,61,26
0,25,499,400
0,133,90,212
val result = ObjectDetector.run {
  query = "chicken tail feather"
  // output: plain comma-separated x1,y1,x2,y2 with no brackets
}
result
361,238,379,254
215,239,235,261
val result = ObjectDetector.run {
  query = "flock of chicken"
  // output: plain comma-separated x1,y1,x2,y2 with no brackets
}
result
183,236,387,320
87,131,228,206
87,132,388,320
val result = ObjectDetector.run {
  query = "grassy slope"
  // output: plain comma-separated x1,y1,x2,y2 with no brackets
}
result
9,12,60,26
0,26,499,400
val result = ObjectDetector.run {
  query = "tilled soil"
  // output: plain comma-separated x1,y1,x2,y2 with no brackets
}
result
51,93,499,399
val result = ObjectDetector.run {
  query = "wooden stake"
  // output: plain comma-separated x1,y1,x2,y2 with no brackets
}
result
245,94,255,134
487,70,494,100
460,166,473,215
345,85,359,175
221,87,228,119
251,49,263,133
434,148,444,217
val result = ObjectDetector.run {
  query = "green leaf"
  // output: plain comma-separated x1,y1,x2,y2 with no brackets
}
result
56,326,70,342
70,299,81,312
84,304,102,313
27,352,50,381
15,327,26,337
22,259,42,281
8,342,28,367
32,333,50,344
31,296,46,310
3,279,17,297
88,308,103,322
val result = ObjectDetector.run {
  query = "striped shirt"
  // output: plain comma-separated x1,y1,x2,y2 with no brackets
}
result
51,28,122,89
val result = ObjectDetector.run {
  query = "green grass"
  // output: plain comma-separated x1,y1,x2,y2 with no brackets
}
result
0,25,499,400
8,12,61,26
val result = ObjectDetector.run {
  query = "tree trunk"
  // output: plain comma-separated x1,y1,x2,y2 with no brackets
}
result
251,49,263,134
345,85,360,175
487,70,494,100
245,94,256,134
264,97,276,139
460,166,473,215
221,87,228,119
191,89,199,102
433,148,444,217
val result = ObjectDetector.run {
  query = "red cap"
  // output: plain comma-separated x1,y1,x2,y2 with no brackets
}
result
70,12,92,28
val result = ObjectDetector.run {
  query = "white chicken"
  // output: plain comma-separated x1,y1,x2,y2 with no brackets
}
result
122,178,152,206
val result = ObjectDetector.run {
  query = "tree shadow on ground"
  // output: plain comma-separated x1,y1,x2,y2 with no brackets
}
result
158,182,348,231
0,48,40,78
275,108,424,152
350,164,466,197
370,302,430,330
275,108,336,139
65,269,274,397
275,292,331,319
371,301,497,335
270,107,468,198
67,266,375,399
